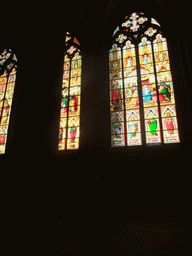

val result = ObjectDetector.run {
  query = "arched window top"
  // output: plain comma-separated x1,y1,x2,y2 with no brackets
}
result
65,32,81,58
0,49,17,73
112,12,162,42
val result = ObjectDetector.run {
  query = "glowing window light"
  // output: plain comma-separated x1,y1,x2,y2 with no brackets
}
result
109,12,180,146
58,32,82,150
0,49,17,154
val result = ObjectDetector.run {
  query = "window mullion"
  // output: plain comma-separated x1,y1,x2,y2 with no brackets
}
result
135,43,146,145
151,39,164,144
0,72,8,123
65,56,72,149
121,47,127,146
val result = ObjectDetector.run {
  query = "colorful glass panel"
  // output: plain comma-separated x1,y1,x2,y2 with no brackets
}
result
0,49,17,154
127,109,142,145
109,44,125,147
153,34,180,143
110,13,180,146
138,37,162,144
58,33,82,150
111,111,125,146
144,107,161,143
123,40,142,145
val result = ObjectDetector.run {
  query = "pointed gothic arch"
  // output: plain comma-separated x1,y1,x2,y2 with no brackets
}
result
109,12,180,146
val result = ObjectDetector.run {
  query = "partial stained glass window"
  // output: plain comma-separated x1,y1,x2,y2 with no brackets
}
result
0,49,17,154
109,12,180,146
58,32,82,150
153,34,179,143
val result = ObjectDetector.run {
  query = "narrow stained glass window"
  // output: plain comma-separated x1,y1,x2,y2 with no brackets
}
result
110,12,180,146
58,32,82,150
0,49,17,154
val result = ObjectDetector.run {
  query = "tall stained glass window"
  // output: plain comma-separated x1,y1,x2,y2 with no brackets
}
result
58,32,82,150
0,49,17,154
109,12,180,146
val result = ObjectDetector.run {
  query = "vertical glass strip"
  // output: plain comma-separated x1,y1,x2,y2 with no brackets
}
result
109,44,125,146
153,34,180,143
123,40,142,145
138,37,161,144
58,54,70,150
67,51,81,149
0,63,17,154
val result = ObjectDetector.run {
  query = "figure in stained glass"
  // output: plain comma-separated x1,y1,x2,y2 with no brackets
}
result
112,114,122,138
158,77,171,102
112,84,119,104
142,84,152,103
61,88,69,115
128,114,138,137
69,93,79,115
0,125,7,147
147,117,158,136
110,12,180,146
69,118,77,143
7,68,16,90
164,112,174,134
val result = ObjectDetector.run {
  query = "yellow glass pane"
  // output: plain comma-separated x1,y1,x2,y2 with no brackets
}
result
139,53,153,65
68,85,80,116
0,101,3,110
67,137,79,150
0,125,7,154
62,78,69,88
63,68,70,80
156,71,172,86
0,72,8,90
64,55,70,63
60,88,68,118
64,62,70,71
73,51,81,60
138,38,153,55
161,105,180,143
154,50,169,63
7,69,16,91
0,143,6,154
69,86,80,96
70,76,81,87
58,139,66,150
123,56,136,69
71,58,82,69
1,103,10,124
70,67,81,80
153,35,168,53
68,103,80,116
124,82,140,110
67,118,80,149
155,59,170,73
126,109,142,146
6,90,14,99
59,118,67,128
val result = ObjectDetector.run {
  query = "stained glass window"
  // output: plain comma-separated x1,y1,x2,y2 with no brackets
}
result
58,32,82,150
109,12,180,146
0,49,17,154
